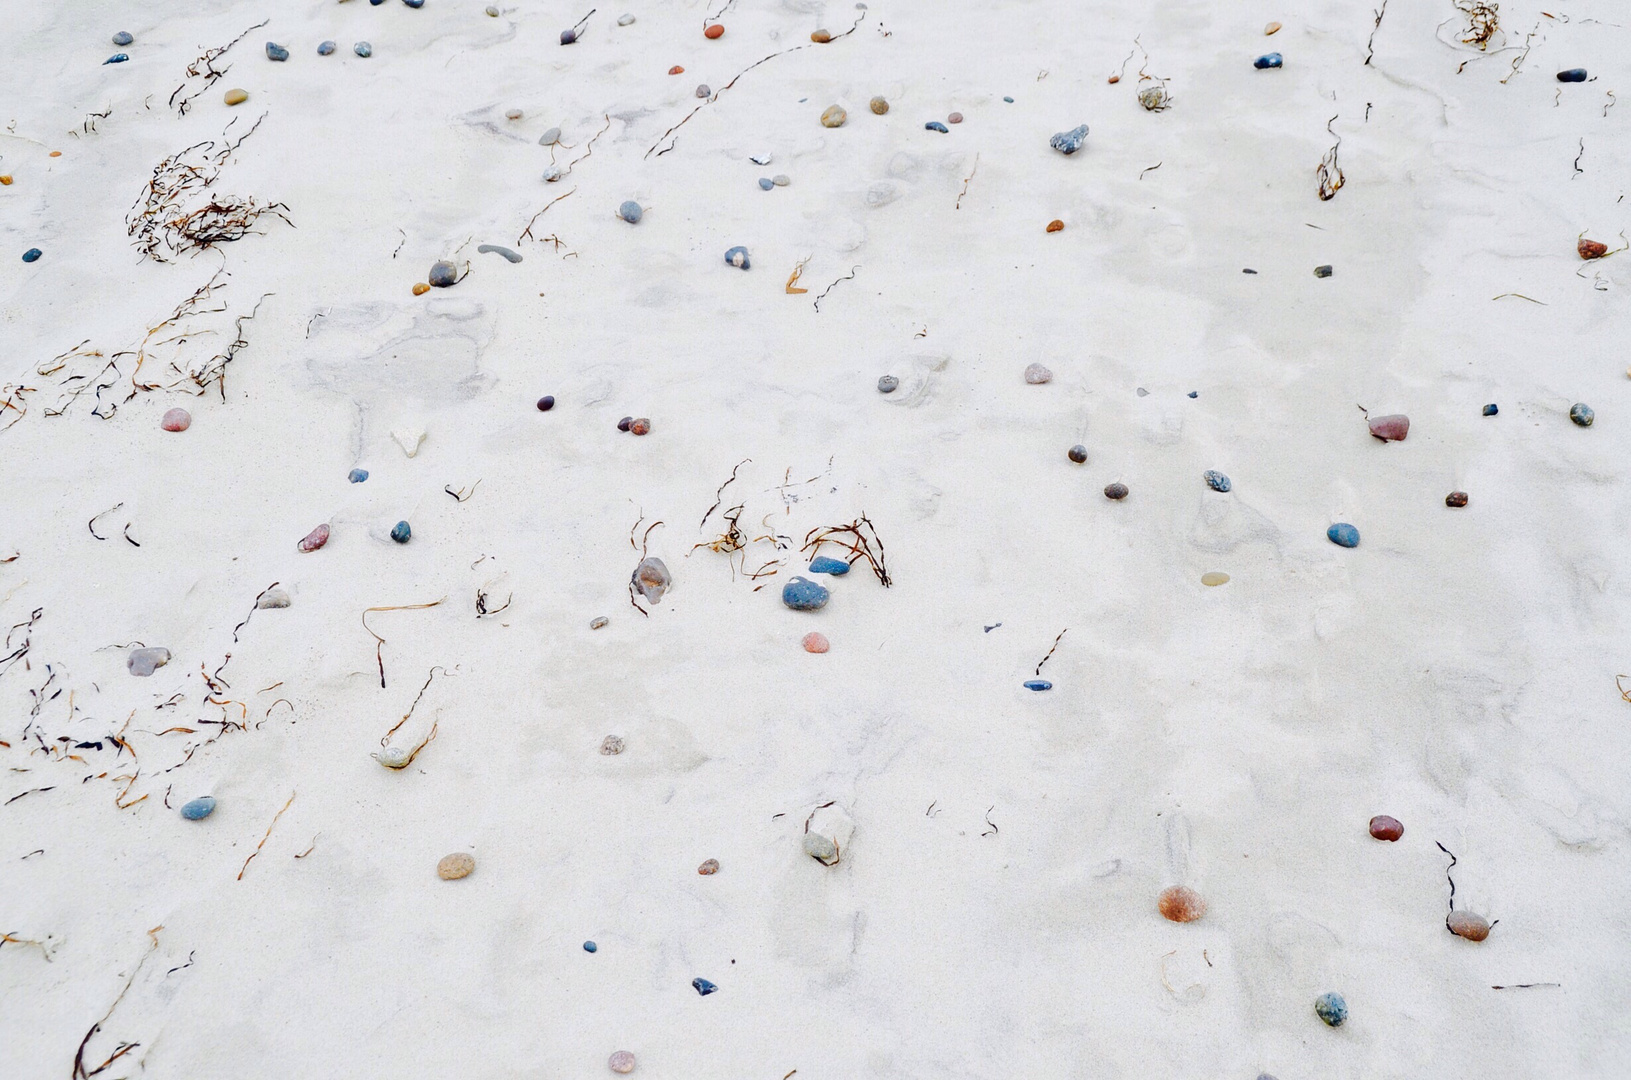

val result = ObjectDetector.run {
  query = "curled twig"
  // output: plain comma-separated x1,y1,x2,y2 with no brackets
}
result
813,266,859,314
1035,629,1068,676
1317,116,1345,201
361,598,447,688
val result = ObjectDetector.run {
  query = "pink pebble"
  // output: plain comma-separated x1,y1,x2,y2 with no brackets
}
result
1368,413,1410,441
948,112,963,123
298,523,331,552
802,632,829,654
161,407,192,432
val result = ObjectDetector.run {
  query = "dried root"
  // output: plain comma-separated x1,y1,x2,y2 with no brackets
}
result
1456,0,1500,50
802,516,891,586
127,116,291,263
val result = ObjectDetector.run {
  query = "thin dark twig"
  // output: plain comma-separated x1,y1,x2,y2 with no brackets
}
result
1365,0,1389,65
813,266,859,313
1035,629,1068,676
1436,841,1458,928
982,806,999,836
88,504,124,541
700,459,751,530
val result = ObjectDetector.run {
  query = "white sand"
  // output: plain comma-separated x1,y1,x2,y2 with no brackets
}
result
3,1,1630,1076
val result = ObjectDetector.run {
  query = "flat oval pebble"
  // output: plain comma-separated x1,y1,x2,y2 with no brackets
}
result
504,109,523,121
618,201,643,223
1557,68,1588,82
224,88,248,105
257,587,291,609
697,858,719,875
354,42,372,58
1446,490,1468,507
299,523,331,552
948,112,963,123
1265,21,1281,34
376,745,411,769
1447,910,1492,942
1570,402,1594,427
925,121,949,133
161,407,192,431
696,84,711,98
1368,815,1404,841
429,260,458,287
1203,470,1231,493
180,796,216,820
413,282,430,295
599,734,625,755
758,177,774,190
350,468,369,483
1049,124,1089,154
539,127,562,146
870,96,889,114
1327,522,1360,548
1023,362,1053,384
1158,885,1206,922
1068,445,1087,463
772,174,790,186
782,576,830,611
536,395,555,411
1314,992,1347,1027
1104,482,1129,500
437,852,475,880
560,29,578,44
724,245,750,269
808,555,850,576
878,375,899,393
811,29,832,43
705,23,725,38
802,832,839,864
390,520,411,543
617,416,633,431
318,41,336,55
821,104,847,128
1368,413,1409,441
22,248,42,263
113,31,134,45
584,940,598,952
617,13,635,25
128,647,171,676
1255,52,1283,69
1023,679,1052,691
266,42,289,61
1047,219,1064,232
668,65,683,75
590,616,609,629
609,1050,636,1073
405,0,425,7
1314,264,1333,277
629,417,651,436
802,631,829,653
1201,571,1230,586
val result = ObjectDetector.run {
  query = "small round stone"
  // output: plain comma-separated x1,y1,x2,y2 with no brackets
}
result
1158,885,1206,922
318,40,336,55
560,29,578,44
437,852,475,880
405,0,425,7
1483,403,1498,416
617,13,635,25
583,940,598,951
811,29,832,43
299,523,332,552
1327,522,1360,548
696,84,711,98
617,416,633,431
113,31,134,46
599,734,625,755
505,109,523,120
802,631,830,653
22,248,42,263
1579,238,1608,259
537,395,555,411
1314,992,1348,1027
1570,402,1594,427
349,468,369,483
412,283,430,295
618,200,643,223
1445,490,1468,507
180,796,216,820
1369,815,1404,841
1067,445,1088,463
376,745,411,769
1265,21,1282,34
877,375,899,393
1255,52,1283,69
1047,219,1064,232
429,260,458,287
772,174,790,186
161,407,192,432
590,616,609,629
1367,413,1410,441
821,105,847,128
1203,470,1231,493
803,832,839,864
609,1050,636,1074
698,858,719,875
224,88,248,105
1448,910,1492,942
539,127,562,146
1201,571,1230,587
948,112,963,123
266,41,290,61
1023,363,1053,384
758,177,774,191
354,42,372,58
869,96,889,114
668,65,684,75
630,418,651,436
1104,482,1129,500
391,520,411,544
705,23,725,38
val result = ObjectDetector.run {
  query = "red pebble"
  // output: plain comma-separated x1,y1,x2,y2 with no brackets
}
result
1369,815,1404,841
669,65,684,75
161,407,192,432
1368,414,1410,441
802,632,829,654
1579,238,1609,260
630,418,651,435
704,23,724,38
1158,885,1206,923
948,112,963,124
298,523,331,552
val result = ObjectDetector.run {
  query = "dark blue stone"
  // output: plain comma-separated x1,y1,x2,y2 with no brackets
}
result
1203,470,1231,493
1003,96,1014,103
266,42,289,61
391,520,412,543
925,121,949,132
782,576,829,611
1557,69,1588,82
1482,403,1497,416
318,41,337,55
22,248,41,263
1570,402,1594,427
560,28,578,44
354,41,373,58
371,0,386,5
1049,124,1089,155
692,977,718,996
181,796,216,820
404,0,425,6
808,556,849,576
1327,522,1360,548
1255,53,1283,69
1024,679,1052,691
725,245,750,269
583,941,597,952
104,53,129,64
112,31,134,46
348,468,369,483
758,177,774,190
1188,391,1198,398
1314,992,1347,1027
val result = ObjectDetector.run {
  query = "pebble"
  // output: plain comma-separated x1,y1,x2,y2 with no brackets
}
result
22,248,42,263
749,153,773,165
811,29,832,43
405,0,425,7
704,23,725,39
1201,571,1230,586
618,200,643,224
1557,68,1588,82
257,587,291,609
1314,264,1333,278
925,121,949,133
1203,470,1231,493
821,104,847,128
1047,219,1064,232
1570,402,1594,427
113,31,134,46
1447,910,1492,942
0,176,11,185
478,244,522,263
429,260,458,287
802,632,830,653
1024,679,1052,691
1368,815,1404,841
1255,53,1283,69
542,165,563,182
697,858,719,875
224,88,248,105
617,13,635,26
318,41,336,55
1049,124,1089,155
536,395,555,411
802,832,839,864
1104,482,1129,500
354,42,372,58
724,246,750,269
504,109,523,121
390,520,412,544
870,96,889,114
1068,445,1088,463
782,576,830,611
608,1050,635,1074
349,468,369,483
128,647,171,677
668,65,684,75
1158,885,1207,922
632,557,671,603
539,127,562,146
948,112,963,124
437,853,475,880
809,556,850,576
584,940,598,952
692,977,718,995
266,42,289,61
375,746,411,769
590,616,609,629
105,53,129,65
1576,238,1610,261
393,426,426,457
697,84,711,98
413,282,430,295
1327,522,1360,548
1367,413,1409,441
1004,96,1014,102
161,407,192,432
629,418,651,436
617,416,633,431
598,734,626,757
878,375,899,393
1483,403,1498,416
560,29,579,44
299,523,332,552
1265,21,1282,34
1023,363,1053,384
772,174,790,186
180,796,216,820
758,178,774,190
1314,992,1348,1027
1446,491,1468,508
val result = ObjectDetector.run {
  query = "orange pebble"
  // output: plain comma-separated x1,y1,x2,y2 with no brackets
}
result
811,29,832,43
413,283,430,295
1107,74,1121,84
1157,885,1207,923
802,632,829,654
704,23,724,39
0,175,11,185
669,65,684,75
1046,219,1064,233
49,151,61,157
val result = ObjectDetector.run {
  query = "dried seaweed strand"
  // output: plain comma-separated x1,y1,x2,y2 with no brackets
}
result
1365,0,1389,65
237,792,294,880
813,266,859,313
699,459,751,530
1035,629,1068,676
361,599,446,688
518,187,577,245
955,153,980,209
169,20,267,117
1317,116,1345,201
71,925,162,1079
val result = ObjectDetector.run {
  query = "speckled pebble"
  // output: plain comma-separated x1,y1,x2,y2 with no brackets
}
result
632,556,670,603
809,556,850,576
318,41,336,55
1448,910,1492,942
725,245,750,269
697,858,719,875
1024,679,1052,691
629,417,651,436
1314,992,1347,1027
1368,413,1409,441
599,735,625,755
1023,362,1053,384
1570,402,1594,427
299,523,331,552
1203,470,1231,493
925,121,949,133
802,631,829,653
877,375,899,393
1104,482,1129,500
1327,522,1360,548
1446,491,1468,507
618,200,643,223
349,469,369,485
1369,815,1404,841
1201,571,1230,586
758,177,774,190
782,576,830,611
692,977,718,995
821,104,847,128
128,647,171,677
1067,445,1087,463
870,96,889,114
266,42,289,61
608,1050,635,1073
1049,124,1089,154
1255,52,1283,69
180,796,216,820
354,41,372,58
161,407,192,431
437,852,475,880
113,31,134,46
1158,885,1207,922
390,520,411,543
590,616,609,629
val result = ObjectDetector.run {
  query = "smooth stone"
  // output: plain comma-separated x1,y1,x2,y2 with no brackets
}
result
697,858,720,875
376,746,411,768
257,588,291,609
1314,992,1347,1027
1068,445,1088,463
608,1050,635,1073
1104,482,1128,500
808,556,850,576
590,616,609,629
668,65,684,75
632,557,671,603
724,246,750,269
224,88,248,105
504,109,523,121
1327,522,1360,548
349,468,369,483
22,248,42,263
428,260,458,287
948,112,963,123
1023,362,1053,384
392,426,426,457
560,29,578,44
1158,885,1207,922
1557,68,1588,82
113,31,134,45
617,201,643,223
692,977,718,995
802,832,839,864
1483,403,1498,416
821,104,847,128
617,416,633,431
1255,52,1283,68
266,42,289,61
1203,470,1231,493
437,852,475,880
536,395,555,411
878,375,899,393
405,0,425,7
1448,910,1492,942
1369,815,1404,841
104,53,129,64
1265,21,1281,34
811,29,832,43
1446,491,1468,507
802,631,829,653
299,523,331,552
1201,572,1230,587
478,244,522,263
542,165,563,182
599,734,625,755
782,576,830,611
128,647,171,677
617,13,635,26
704,23,724,38
870,96,889,114
629,418,650,436
318,41,336,55
772,174,790,186
925,121,949,132
354,42,372,57
180,796,216,820
1047,219,1064,232
1049,124,1089,154
539,127,562,145
161,407,192,431
1368,413,1409,441
1023,679,1052,691
1314,264,1333,277
758,178,774,190
584,940,598,952
390,520,411,544
696,84,711,98
1570,402,1594,426
750,153,773,165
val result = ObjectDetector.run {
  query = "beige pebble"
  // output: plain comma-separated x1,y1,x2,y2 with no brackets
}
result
600,734,625,755
608,1050,636,1074
697,858,719,875
1448,910,1492,942
1158,885,1206,923
869,96,889,115
821,104,847,128
1201,571,1230,587
224,88,248,106
802,632,829,653
1265,21,1282,35
505,109,523,120
437,852,475,880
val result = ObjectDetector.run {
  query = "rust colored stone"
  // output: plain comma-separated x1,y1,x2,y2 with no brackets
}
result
1158,885,1206,923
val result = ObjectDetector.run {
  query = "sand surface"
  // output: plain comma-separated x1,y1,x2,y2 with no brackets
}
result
3,1,1630,1077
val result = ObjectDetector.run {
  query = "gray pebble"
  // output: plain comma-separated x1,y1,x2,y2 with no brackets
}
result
539,126,561,146
772,174,790,186
486,5,500,15
878,375,899,393
1050,123,1089,155
354,41,372,58
318,41,336,55
600,734,625,755
128,647,171,677
590,616,609,630
265,41,290,61
542,164,563,182
696,84,711,98
758,178,774,190
257,587,291,609
617,13,635,25
802,832,840,865
1314,264,1333,278
113,31,134,46
618,200,643,224
428,260,459,287
477,243,523,263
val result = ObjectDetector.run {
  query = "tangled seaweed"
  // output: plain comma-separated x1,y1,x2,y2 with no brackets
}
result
127,115,291,263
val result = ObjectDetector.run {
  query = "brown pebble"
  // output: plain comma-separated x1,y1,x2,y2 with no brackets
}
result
948,112,963,124
1104,482,1129,500
0,175,12,185
1107,74,1121,84
1265,21,1282,35
821,104,847,128
298,523,331,553
1579,238,1609,259
802,631,829,653
161,407,192,432
811,29,832,43
869,96,889,115
1158,885,1206,923
437,852,475,880
412,282,430,295
630,418,651,436
1446,491,1468,507
1046,219,1064,233
704,23,724,38
697,858,719,875
669,65,684,75
1369,814,1404,841
224,88,248,106
1447,910,1492,942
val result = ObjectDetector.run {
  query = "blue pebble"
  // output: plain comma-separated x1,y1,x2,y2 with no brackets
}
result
104,53,129,64
692,977,718,996
318,41,337,55
925,121,949,133
1003,96,1014,103
391,520,412,543
1327,522,1360,548
1482,403,1498,416
560,28,579,44
808,556,850,576
405,0,425,6
266,42,289,61
583,941,597,952
22,248,41,263
180,796,217,820
782,576,830,611
1024,679,1052,691
758,177,774,190
725,245,750,270
113,31,134,46
349,468,369,483
618,200,643,223
1314,992,1348,1027
371,0,386,5
1187,390,1198,398
1569,402,1594,427
1255,52,1283,69
1557,68,1588,83
354,42,373,58
1049,123,1089,155
1203,470,1231,493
